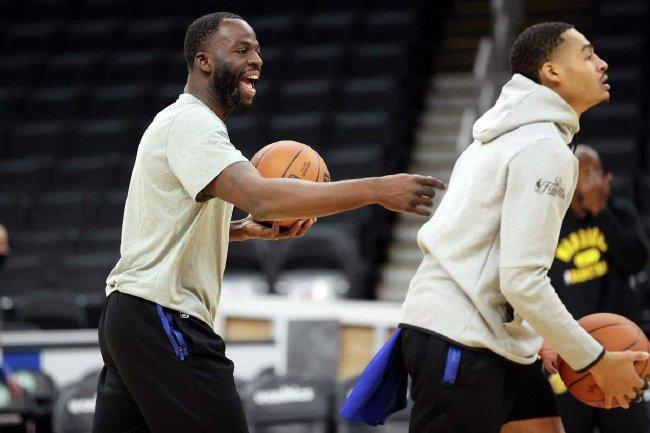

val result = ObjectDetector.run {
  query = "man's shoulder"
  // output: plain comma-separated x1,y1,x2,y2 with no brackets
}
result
157,97,228,136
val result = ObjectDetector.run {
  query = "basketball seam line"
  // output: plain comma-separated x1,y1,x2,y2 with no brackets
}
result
281,148,306,178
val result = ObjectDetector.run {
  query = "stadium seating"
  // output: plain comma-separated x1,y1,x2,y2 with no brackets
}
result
0,0,439,319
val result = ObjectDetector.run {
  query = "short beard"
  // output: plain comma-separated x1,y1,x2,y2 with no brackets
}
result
211,64,244,113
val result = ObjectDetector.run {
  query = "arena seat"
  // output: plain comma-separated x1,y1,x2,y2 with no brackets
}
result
288,45,344,78
77,228,121,254
268,113,326,148
9,229,76,258
46,53,104,86
1,22,61,53
25,87,86,121
59,20,121,52
31,191,88,230
278,79,334,113
223,240,272,296
0,255,46,296
51,156,120,191
273,225,368,299
57,252,118,299
0,157,53,194
51,376,96,433
10,121,71,157
300,11,356,44
15,294,88,329
244,373,333,433
85,85,149,119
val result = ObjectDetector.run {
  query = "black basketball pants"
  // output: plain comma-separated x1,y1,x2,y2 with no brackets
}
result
92,291,249,433
400,326,559,433
557,391,646,433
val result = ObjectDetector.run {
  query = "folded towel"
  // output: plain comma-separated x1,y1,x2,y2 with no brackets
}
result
339,328,408,425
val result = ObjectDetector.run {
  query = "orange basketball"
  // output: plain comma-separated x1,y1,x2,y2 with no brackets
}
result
557,313,650,408
251,140,330,227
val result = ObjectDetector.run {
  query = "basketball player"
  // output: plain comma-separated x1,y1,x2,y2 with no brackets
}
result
92,12,444,433
398,22,648,433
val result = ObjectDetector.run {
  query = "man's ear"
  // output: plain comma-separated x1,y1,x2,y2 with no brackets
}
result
539,61,561,85
194,52,212,74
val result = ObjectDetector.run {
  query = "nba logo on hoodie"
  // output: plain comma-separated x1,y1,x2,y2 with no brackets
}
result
535,177,565,199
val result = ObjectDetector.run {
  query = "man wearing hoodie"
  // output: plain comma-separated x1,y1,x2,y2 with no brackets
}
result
398,22,648,433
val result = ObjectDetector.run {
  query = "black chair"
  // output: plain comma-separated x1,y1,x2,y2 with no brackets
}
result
59,20,121,52
1,21,61,53
339,78,400,113
157,51,190,85
9,228,76,258
68,119,133,156
58,251,117,287
124,18,184,51
245,373,333,433
0,255,46,297
31,191,88,230
363,9,417,42
268,112,326,148
51,156,120,191
85,85,149,119
0,156,53,194
247,15,296,47
226,114,267,158
0,193,30,231
103,51,161,85
0,54,46,87
288,45,343,79
273,225,368,299
94,190,127,228
16,294,89,329
52,376,96,433
80,0,131,18
350,43,407,76
223,240,272,296
278,79,334,113
77,228,121,254
45,53,104,86
10,121,71,157
300,11,356,44
0,87,23,121
580,103,640,138
24,86,85,120
22,0,73,20
331,111,391,147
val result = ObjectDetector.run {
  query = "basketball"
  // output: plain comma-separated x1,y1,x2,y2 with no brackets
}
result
251,140,330,227
557,313,650,408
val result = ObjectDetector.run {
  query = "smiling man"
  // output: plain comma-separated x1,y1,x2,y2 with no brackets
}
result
92,12,444,433
398,22,647,433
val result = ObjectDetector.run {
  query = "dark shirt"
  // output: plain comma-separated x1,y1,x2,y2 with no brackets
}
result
548,199,648,325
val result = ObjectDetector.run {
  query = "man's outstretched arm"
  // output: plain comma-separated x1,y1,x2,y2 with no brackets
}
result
204,161,445,221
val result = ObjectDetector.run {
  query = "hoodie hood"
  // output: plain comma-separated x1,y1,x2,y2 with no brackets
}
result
472,74,579,145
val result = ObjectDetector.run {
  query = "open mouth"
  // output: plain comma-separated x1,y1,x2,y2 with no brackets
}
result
239,72,259,99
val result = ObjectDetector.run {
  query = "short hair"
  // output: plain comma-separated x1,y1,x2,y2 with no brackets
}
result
509,22,575,83
184,12,244,72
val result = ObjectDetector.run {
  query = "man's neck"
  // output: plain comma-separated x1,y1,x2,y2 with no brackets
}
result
184,78,231,121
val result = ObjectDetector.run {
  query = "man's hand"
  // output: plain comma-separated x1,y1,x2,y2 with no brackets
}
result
589,350,648,409
230,216,315,241
539,344,558,374
376,174,446,217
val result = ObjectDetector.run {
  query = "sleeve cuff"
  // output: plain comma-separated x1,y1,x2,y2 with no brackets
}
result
575,348,606,373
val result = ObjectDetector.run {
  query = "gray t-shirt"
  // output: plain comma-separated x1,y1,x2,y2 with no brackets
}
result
106,93,247,327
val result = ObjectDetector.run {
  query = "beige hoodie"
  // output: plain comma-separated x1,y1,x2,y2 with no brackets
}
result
399,74,604,371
